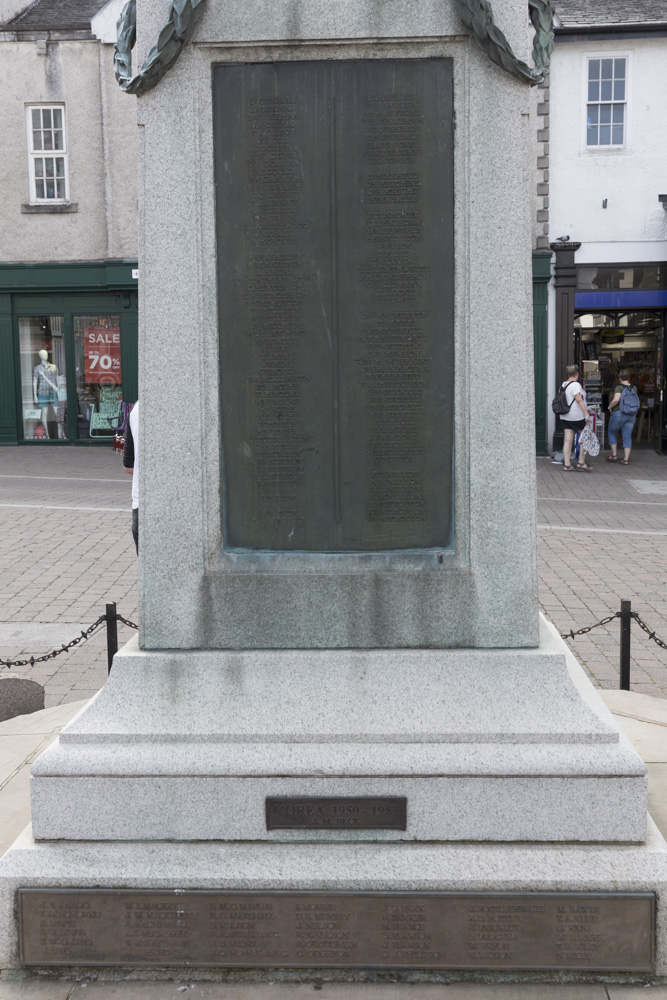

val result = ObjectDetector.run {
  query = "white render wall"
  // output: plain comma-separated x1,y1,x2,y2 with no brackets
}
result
0,0,27,24
0,38,137,262
550,36,667,264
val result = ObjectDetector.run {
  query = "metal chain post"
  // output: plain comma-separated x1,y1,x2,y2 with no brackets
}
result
106,602,119,675
561,600,667,692
620,599,632,691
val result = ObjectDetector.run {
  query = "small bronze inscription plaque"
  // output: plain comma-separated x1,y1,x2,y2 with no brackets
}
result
266,796,407,830
19,890,654,971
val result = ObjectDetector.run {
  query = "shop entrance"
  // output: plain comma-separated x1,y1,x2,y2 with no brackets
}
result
574,309,666,454
0,262,138,445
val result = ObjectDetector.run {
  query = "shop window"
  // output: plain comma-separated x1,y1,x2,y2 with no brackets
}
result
26,105,68,202
19,316,67,441
73,316,122,439
586,57,627,148
578,265,667,291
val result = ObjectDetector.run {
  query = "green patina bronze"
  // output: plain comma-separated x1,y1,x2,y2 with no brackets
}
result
114,0,553,96
455,0,554,85
113,0,207,96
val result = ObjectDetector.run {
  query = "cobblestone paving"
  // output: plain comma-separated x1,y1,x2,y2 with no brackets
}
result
537,446,667,699
2,444,667,706
0,446,137,707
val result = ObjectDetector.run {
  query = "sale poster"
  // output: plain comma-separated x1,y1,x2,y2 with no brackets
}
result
84,326,121,384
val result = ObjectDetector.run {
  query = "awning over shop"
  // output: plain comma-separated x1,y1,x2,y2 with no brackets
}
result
575,290,667,309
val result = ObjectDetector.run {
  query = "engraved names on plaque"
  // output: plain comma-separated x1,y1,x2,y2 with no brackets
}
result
214,60,454,551
20,891,654,971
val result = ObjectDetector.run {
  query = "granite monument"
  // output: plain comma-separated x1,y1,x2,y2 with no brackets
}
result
1,0,666,980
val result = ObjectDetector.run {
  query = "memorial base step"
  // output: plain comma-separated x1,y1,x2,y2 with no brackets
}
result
1,823,666,977
28,620,647,844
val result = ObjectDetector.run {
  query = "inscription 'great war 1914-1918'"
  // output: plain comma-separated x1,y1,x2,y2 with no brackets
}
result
20,891,653,971
215,60,454,550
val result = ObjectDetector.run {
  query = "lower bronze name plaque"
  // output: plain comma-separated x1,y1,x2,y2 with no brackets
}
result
266,797,407,830
19,890,654,971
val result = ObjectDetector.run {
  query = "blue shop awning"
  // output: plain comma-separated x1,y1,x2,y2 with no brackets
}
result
575,290,667,310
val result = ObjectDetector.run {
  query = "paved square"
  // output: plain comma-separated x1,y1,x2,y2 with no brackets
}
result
2,445,667,704
538,447,667,698
0,447,137,707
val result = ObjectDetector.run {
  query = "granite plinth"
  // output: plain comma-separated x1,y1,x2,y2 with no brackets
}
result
27,621,647,843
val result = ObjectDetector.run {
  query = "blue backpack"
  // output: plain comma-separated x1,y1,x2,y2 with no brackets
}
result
619,385,640,415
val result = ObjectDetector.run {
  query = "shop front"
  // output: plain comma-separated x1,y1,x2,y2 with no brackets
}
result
0,261,137,445
574,264,667,455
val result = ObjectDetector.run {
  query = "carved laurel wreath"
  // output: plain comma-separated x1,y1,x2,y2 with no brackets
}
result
114,0,207,96
114,0,553,96
455,0,554,84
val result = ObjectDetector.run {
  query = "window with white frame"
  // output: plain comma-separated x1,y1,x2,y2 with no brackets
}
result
586,57,627,147
27,105,68,202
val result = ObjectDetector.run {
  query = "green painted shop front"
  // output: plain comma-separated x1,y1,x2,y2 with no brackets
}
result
0,261,138,445
533,251,552,456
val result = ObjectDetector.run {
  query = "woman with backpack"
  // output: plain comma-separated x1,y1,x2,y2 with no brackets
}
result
607,370,639,465
559,364,594,471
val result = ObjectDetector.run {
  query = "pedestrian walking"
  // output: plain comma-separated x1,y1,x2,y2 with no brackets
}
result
559,364,594,472
607,370,639,465
123,400,140,554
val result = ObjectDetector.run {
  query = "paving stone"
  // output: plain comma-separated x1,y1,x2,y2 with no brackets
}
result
0,981,75,999
74,984,614,1000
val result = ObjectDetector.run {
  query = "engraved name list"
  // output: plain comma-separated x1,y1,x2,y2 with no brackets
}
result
214,59,454,551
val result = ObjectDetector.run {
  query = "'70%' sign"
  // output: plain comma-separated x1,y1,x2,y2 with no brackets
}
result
84,327,121,384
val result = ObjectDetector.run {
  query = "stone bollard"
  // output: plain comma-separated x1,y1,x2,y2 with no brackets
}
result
0,675,45,723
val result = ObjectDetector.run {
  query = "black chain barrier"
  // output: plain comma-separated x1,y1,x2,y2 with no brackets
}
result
0,610,138,670
561,613,621,640
115,614,138,630
632,613,667,652
561,601,667,691
562,610,667,649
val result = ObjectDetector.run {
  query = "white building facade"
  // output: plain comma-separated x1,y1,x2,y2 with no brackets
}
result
538,0,667,454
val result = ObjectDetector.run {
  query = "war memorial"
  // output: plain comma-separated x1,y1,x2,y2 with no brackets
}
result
1,0,667,982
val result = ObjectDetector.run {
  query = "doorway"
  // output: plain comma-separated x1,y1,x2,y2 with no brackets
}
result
574,309,666,454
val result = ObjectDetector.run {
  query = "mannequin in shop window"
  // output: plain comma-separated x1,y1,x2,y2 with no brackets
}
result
33,349,58,440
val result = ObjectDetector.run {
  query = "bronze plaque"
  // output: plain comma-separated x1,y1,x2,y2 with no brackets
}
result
214,59,454,550
266,796,407,830
19,890,654,971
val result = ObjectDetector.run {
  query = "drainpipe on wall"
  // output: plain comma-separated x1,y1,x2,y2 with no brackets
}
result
549,240,581,452
98,45,113,259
